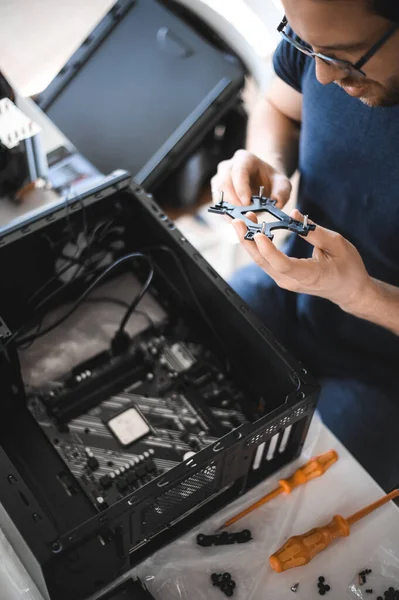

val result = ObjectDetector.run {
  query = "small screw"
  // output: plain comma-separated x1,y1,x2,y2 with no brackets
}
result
261,222,267,235
303,214,309,229
291,582,299,593
259,185,265,198
219,190,224,205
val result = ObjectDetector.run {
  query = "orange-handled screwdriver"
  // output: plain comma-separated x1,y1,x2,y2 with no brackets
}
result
270,488,399,573
218,450,338,530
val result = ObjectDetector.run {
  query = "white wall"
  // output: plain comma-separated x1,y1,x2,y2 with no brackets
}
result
0,0,282,97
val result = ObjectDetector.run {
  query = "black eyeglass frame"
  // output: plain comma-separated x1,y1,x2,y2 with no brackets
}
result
277,16,399,78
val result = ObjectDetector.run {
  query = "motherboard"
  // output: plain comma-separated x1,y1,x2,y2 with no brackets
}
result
28,330,248,511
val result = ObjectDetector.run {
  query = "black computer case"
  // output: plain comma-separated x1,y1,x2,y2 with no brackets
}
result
0,175,319,600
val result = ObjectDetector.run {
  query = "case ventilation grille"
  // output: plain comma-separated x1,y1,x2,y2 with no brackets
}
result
246,403,310,447
142,464,217,537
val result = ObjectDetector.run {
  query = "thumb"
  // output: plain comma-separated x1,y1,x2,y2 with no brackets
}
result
291,209,343,255
270,172,292,208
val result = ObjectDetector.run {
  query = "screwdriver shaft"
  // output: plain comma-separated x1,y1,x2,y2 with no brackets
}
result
347,489,399,526
221,487,283,529
218,451,338,531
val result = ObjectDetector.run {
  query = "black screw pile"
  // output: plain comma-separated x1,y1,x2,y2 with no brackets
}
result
211,573,236,597
318,576,331,596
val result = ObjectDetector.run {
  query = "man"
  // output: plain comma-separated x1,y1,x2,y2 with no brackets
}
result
211,0,399,490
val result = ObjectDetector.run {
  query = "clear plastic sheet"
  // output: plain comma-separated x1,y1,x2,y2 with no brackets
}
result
19,273,166,387
0,527,43,600
137,416,323,600
347,541,399,599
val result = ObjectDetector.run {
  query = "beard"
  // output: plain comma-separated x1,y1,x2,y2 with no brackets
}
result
335,75,399,107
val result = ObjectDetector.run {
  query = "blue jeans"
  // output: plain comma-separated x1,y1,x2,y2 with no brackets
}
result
230,264,398,491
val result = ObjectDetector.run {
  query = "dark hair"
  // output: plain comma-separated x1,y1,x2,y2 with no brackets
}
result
371,1,399,21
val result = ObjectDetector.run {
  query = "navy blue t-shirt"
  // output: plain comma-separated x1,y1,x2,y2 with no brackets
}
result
272,39,399,386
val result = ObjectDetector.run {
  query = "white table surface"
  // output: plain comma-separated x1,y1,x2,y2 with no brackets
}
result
1,415,398,600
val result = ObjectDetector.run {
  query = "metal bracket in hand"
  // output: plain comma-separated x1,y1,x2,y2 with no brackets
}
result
208,189,315,241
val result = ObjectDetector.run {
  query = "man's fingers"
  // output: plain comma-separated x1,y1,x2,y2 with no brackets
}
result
212,178,242,207
211,162,243,206
232,219,305,291
254,233,296,275
232,220,274,271
270,173,292,208
231,163,253,206
291,209,345,255
290,208,303,222
244,212,258,224
254,232,320,283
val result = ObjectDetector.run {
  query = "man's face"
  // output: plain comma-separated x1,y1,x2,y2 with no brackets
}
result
282,0,399,107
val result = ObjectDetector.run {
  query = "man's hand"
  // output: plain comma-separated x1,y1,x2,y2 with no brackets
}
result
211,150,292,208
232,209,371,312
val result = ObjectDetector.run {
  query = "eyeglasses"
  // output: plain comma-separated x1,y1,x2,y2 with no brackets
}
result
277,16,399,79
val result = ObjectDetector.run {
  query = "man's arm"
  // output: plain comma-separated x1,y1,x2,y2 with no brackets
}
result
211,77,303,207
345,279,399,336
246,76,303,178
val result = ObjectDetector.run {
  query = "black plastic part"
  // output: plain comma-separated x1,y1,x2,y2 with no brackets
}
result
208,194,316,241
197,529,252,547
